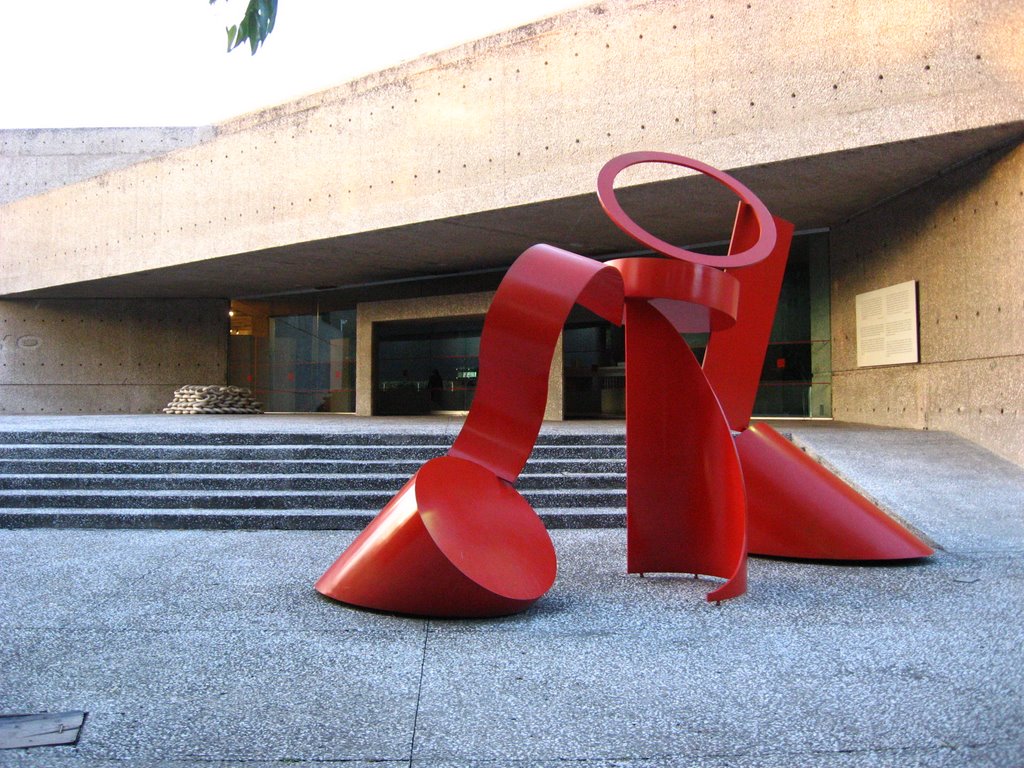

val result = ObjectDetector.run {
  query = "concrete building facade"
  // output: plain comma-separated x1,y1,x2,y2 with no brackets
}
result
1,0,1022,465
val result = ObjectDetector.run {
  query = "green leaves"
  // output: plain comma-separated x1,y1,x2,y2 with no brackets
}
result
216,0,278,55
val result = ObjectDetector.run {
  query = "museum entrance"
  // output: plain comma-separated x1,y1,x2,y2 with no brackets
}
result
226,232,830,419
373,316,484,415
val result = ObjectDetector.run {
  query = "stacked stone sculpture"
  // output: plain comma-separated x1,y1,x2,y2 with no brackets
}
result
163,385,263,414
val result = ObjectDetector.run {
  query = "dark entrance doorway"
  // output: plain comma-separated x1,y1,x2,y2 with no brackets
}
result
374,317,484,415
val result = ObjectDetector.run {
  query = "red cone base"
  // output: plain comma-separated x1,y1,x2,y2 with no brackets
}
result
315,455,557,617
739,423,934,560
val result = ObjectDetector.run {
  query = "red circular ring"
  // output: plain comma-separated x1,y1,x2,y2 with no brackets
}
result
596,151,776,268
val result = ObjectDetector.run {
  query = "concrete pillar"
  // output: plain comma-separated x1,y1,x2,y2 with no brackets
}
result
808,234,833,418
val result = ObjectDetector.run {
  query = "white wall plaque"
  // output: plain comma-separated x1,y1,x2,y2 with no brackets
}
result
855,280,919,367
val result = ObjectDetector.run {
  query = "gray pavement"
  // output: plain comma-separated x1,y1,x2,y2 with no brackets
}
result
1,417,1023,767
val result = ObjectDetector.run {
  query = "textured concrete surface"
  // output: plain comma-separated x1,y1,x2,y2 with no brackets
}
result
0,413,471,437
0,128,214,206
0,298,228,415
3,0,1022,299
831,142,1024,468
0,417,1022,766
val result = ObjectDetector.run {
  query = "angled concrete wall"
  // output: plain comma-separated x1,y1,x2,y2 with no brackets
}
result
0,299,228,414
2,0,1021,295
831,143,1024,466
0,127,215,205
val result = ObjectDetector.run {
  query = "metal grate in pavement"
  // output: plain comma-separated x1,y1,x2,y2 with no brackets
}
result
0,711,86,749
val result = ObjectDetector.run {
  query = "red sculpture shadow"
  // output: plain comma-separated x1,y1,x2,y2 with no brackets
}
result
317,152,932,617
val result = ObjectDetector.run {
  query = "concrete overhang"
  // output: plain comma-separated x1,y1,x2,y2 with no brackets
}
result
8,122,1022,300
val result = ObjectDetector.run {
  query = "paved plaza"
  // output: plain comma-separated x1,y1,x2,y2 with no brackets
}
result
0,417,1022,766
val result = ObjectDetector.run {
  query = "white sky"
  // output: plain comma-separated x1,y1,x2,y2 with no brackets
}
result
0,1,589,129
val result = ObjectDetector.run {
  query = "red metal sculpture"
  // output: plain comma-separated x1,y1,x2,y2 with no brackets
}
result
316,151,932,617
316,245,623,617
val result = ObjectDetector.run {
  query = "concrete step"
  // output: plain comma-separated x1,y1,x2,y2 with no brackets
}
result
0,428,628,528
0,443,625,461
0,444,450,461
0,487,626,510
0,506,626,530
0,473,410,492
0,471,625,492
0,430,626,446
0,459,429,475
0,457,626,475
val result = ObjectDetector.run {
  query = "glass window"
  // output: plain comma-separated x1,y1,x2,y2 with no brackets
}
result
562,232,831,419
375,318,482,415
228,307,356,413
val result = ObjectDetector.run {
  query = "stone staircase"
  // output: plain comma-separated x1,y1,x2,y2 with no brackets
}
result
0,430,626,529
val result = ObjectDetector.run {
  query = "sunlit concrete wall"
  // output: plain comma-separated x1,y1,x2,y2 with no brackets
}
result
0,127,214,206
831,143,1024,467
2,0,1023,435
0,299,228,414
0,129,224,415
2,0,1021,295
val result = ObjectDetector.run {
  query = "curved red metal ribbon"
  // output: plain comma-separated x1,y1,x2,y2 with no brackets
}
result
449,243,624,482
315,455,558,617
621,296,748,601
607,256,740,333
317,244,623,617
702,208,795,431
597,151,777,268
609,251,747,600
738,423,934,560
